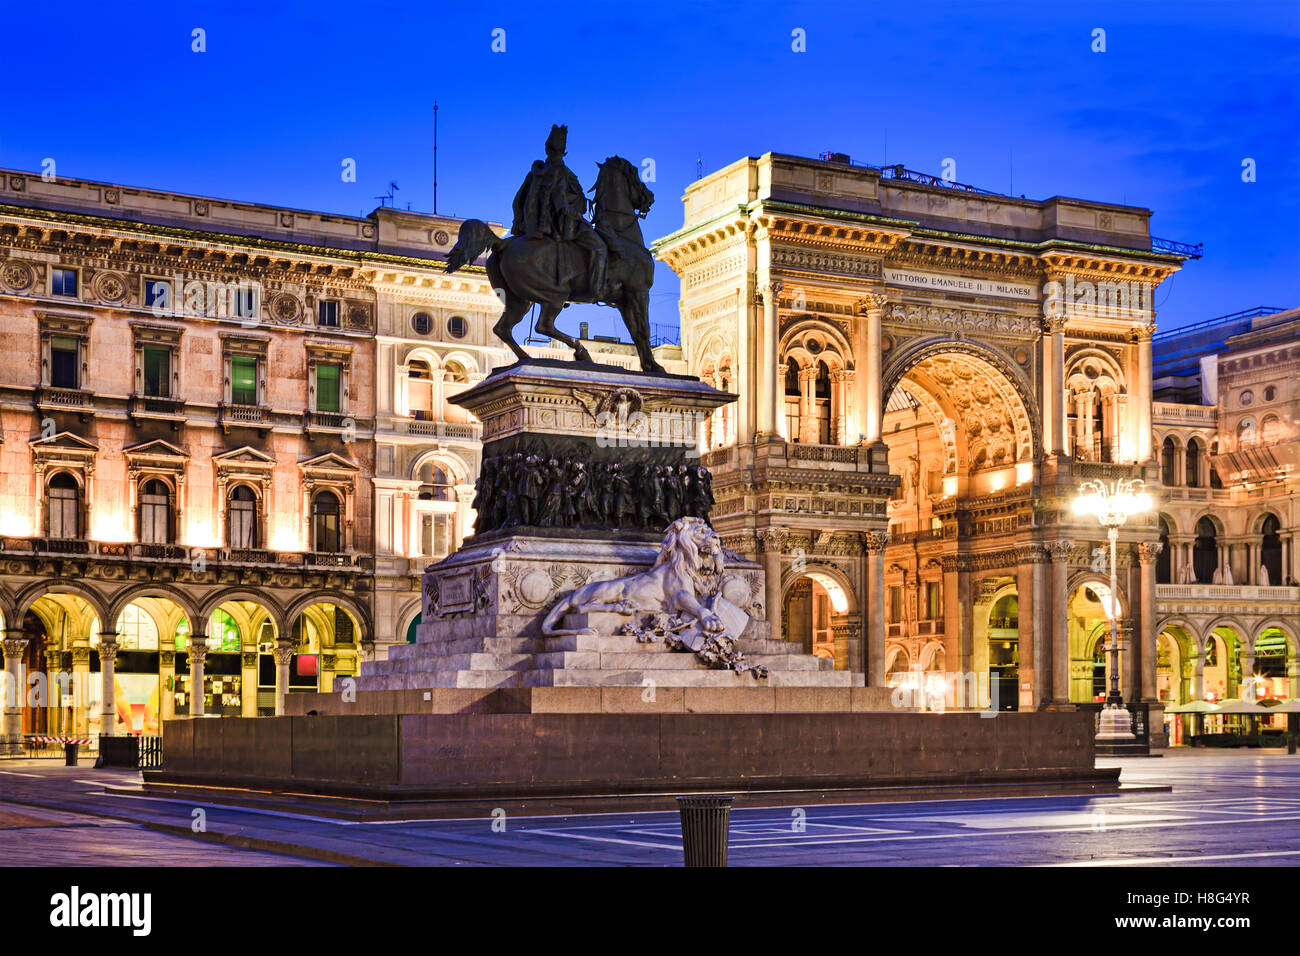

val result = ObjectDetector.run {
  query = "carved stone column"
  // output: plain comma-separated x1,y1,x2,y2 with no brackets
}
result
1046,317,1067,454
1016,544,1047,709
188,635,209,717
98,635,119,736
44,641,63,736
159,649,176,722
1133,324,1154,463
1049,539,1072,705
2,633,28,751
70,646,90,735
1138,541,1162,701
761,527,789,643
857,294,886,444
757,280,783,438
797,365,819,444
273,640,295,716
864,531,890,686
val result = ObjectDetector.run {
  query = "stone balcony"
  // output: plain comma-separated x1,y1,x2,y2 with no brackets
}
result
128,394,187,428
1156,583,1300,615
34,386,96,420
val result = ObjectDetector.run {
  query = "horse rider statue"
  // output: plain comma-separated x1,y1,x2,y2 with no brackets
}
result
511,125,610,301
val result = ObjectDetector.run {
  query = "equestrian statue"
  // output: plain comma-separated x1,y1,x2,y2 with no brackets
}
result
444,125,664,374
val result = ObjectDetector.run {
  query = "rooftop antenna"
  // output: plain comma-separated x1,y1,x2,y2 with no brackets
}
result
375,181,399,208
696,153,703,180
433,101,439,215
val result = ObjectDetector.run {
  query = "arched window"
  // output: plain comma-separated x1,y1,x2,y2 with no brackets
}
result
138,478,172,544
1261,415,1282,445
1161,437,1178,487
784,357,801,441
1193,517,1218,584
418,462,453,501
228,484,258,549
1209,439,1223,489
814,360,831,444
444,361,469,385
47,473,80,539
312,491,342,553
408,360,433,421
1237,418,1257,448
1157,517,1172,584
1185,439,1201,488
1261,514,1282,587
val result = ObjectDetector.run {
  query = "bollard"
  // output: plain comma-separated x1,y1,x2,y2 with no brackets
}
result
1289,736,1297,755
676,794,733,867
64,742,78,767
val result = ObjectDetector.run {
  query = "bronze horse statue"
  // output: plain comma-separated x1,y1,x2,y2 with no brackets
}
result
444,156,664,374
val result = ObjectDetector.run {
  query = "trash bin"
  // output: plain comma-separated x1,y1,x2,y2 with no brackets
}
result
64,742,78,767
676,794,733,867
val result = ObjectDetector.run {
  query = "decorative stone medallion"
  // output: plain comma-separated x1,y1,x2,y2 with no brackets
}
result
91,271,128,303
1,260,34,293
433,229,450,246
270,292,302,323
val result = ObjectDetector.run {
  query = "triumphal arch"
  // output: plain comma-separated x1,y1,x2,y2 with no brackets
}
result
654,152,1195,721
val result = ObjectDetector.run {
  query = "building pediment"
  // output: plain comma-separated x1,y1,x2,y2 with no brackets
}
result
123,438,189,461
299,452,360,476
30,431,99,454
213,445,277,467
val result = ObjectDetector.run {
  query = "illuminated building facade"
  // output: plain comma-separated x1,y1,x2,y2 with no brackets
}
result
0,169,497,746
1151,307,1300,743
656,152,1198,737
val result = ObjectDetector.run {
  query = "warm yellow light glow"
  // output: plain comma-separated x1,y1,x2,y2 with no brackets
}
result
805,571,850,614
186,523,220,548
0,511,32,537
942,476,958,498
1016,461,1033,485
92,512,131,543
989,475,1005,492
270,528,301,552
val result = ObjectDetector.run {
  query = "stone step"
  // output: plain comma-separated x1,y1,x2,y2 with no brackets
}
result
367,652,536,675
544,633,805,655
522,668,859,688
355,669,526,691
533,650,825,671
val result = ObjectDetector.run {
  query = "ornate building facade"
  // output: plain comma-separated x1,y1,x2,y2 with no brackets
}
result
1151,307,1300,742
0,169,499,747
655,152,1197,736
0,167,685,747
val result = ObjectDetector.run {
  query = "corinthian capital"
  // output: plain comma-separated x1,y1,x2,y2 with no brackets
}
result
855,293,888,314
861,530,891,553
761,526,790,552
1137,541,1164,565
1050,538,1074,562
273,642,296,666
1128,324,1156,343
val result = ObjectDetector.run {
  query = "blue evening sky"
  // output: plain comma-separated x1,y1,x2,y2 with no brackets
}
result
1,0,1296,339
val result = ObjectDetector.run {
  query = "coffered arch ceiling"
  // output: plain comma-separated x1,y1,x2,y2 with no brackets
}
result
888,348,1036,473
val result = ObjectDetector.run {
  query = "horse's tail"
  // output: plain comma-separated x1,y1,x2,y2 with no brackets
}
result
445,219,505,274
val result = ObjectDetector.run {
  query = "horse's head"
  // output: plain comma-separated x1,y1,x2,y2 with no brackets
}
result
594,156,654,218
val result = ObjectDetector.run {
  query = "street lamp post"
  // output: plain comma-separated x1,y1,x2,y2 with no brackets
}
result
1073,477,1152,748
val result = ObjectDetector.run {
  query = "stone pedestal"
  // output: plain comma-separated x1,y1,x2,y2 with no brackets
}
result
356,360,860,695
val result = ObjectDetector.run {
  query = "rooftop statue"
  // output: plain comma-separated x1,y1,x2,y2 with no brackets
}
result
445,125,664,374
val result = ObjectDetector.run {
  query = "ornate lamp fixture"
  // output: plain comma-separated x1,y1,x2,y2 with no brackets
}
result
1073,478,1151,742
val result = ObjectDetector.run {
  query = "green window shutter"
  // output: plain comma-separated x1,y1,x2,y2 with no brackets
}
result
316,363,341,412
231,356,257,405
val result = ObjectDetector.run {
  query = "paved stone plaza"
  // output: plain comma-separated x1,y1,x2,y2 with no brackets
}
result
2,751,1299,866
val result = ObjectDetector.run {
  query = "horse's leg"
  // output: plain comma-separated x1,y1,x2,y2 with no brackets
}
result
622,290,665,374
492,290,532,363
535,302,594,363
